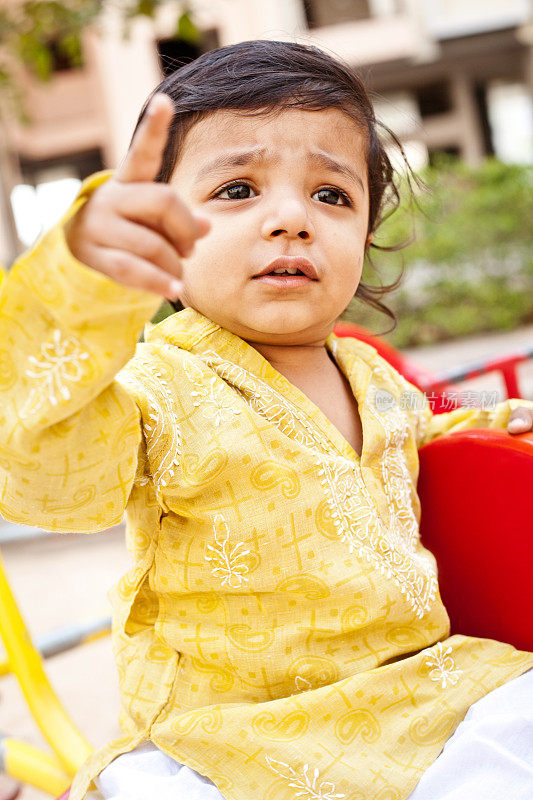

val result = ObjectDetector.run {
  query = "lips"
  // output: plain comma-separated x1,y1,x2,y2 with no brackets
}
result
253,257,319,280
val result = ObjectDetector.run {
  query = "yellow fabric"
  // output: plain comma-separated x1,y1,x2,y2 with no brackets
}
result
1,173,532,800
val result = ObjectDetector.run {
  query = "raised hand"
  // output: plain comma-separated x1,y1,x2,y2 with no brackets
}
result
65,93,210,300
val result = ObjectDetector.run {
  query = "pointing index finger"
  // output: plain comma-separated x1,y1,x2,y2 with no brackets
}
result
116,93,175,183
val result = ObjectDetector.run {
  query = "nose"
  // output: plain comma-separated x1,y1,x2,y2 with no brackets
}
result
261,194,314,242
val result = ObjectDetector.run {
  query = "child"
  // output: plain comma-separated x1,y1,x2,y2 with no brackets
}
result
1,40,532,800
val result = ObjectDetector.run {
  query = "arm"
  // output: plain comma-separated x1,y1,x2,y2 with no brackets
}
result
0,177,162,532
0,94,209,533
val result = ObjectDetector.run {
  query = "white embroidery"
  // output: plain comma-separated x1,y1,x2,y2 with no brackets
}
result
190,374,242,426
363,370,439,616
265,756,345,799
415,399,430,445
20,328,89,418
116,356,181,492
200,351,333,456
205,513,250,588
317,455,436,618
182,358,243,427
392,366,431,445
199,351,438,618
425,642,463,689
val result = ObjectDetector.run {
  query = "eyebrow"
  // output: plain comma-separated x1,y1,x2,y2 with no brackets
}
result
195,147,365,195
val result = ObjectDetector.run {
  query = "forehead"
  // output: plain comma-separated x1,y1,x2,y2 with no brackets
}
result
175,108,368,175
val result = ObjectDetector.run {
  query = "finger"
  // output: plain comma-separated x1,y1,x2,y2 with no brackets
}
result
112,183,210,257
92,216,184,280
507,409,532,434
90,246,183,301
116,93,175,184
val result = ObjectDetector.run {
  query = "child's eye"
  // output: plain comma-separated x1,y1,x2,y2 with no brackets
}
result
214,182,257,200
313,187,352,207
213,182,352,206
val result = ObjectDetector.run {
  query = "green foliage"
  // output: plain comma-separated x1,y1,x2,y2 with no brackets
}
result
126,0,161,18
1,1,101,82
0,1,198,116
344,157,533,347
175,10,201,44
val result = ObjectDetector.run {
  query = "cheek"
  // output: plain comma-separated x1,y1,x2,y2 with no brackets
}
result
181,236,238,298
194,216,238,256
330,215,366,248
187,217,252,277
335,250,364,299
334,228,365,268
182,231,216,273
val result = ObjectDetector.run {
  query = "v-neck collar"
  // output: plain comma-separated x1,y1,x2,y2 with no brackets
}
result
144,307,378,465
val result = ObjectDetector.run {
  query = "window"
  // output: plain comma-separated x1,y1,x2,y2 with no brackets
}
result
303,0,372,29
415,81,452,118
47,36,83,73
157,29,220,77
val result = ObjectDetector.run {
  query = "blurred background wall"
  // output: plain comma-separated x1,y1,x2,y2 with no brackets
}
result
1,0,532,267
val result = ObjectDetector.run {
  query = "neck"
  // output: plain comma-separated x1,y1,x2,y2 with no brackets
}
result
249,340,335,377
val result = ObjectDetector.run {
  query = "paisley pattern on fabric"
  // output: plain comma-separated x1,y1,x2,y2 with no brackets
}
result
200,349,438,618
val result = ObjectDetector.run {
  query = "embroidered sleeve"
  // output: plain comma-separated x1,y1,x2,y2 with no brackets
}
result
116,348,183,496
0,173,162,532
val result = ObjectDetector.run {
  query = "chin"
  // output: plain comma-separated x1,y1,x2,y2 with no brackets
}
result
249,315,321,340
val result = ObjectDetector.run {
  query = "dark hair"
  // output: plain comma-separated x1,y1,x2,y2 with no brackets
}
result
132,39,420,323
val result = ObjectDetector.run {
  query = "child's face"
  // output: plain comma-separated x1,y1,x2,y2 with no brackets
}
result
171,107,370,345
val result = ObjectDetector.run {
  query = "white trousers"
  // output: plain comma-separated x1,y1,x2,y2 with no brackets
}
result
91,668,533,800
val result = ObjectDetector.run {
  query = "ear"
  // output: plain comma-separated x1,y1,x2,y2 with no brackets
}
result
365,232,374,248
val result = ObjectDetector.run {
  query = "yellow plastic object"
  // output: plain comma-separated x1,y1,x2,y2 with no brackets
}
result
0,737,71,795
0,550,92,777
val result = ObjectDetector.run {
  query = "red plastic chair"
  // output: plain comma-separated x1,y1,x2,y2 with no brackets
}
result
418,429,533,653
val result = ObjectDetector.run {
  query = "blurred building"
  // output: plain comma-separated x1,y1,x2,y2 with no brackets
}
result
1,0,533,265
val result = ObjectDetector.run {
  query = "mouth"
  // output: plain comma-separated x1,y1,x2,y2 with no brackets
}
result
252,273,314,288
252,256,319,284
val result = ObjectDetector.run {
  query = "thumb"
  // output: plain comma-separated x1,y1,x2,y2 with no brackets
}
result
507,407,532,433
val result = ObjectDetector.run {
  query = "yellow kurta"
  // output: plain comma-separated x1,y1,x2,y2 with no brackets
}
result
1,174,532,800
